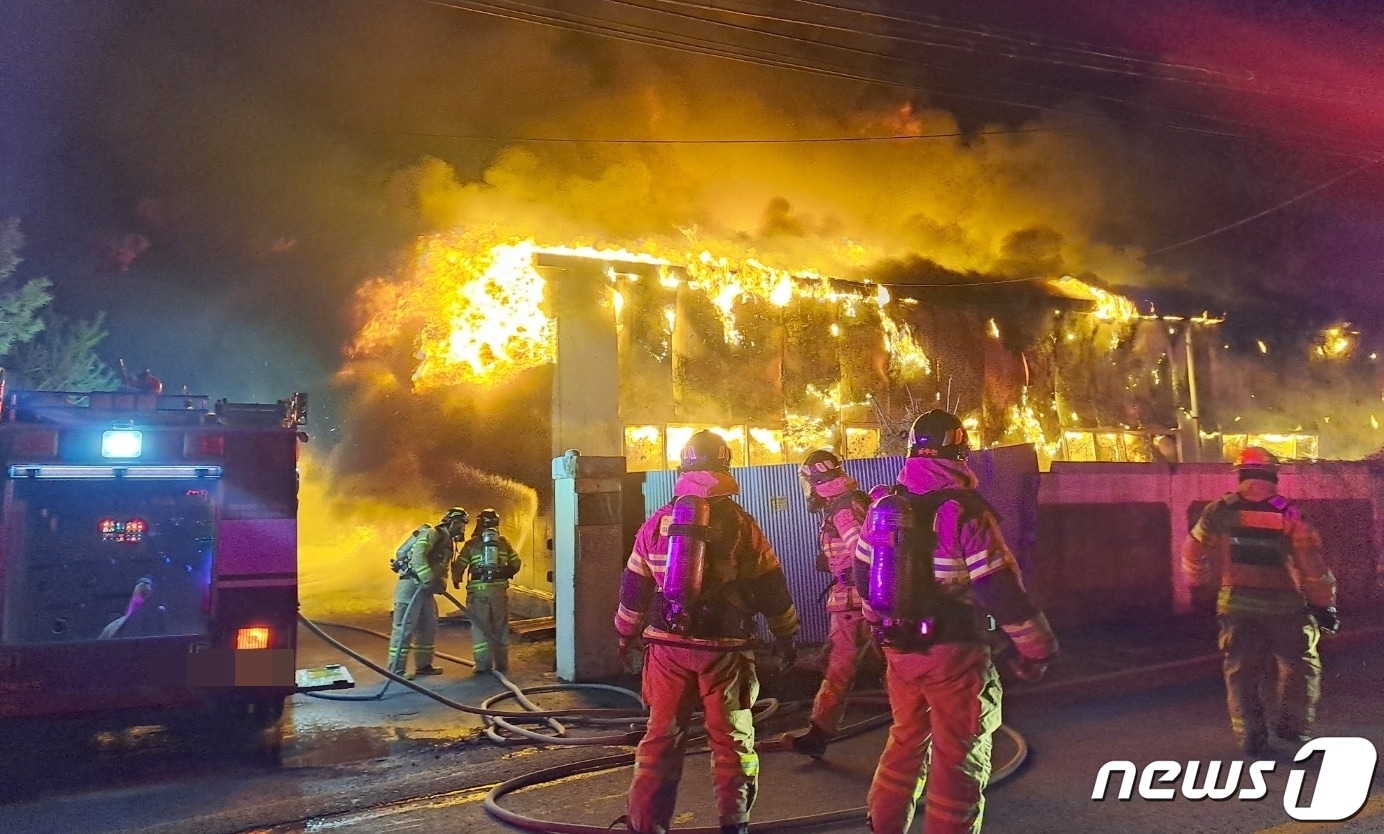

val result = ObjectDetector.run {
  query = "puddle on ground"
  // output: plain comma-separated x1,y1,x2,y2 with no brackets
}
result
280,721,485,768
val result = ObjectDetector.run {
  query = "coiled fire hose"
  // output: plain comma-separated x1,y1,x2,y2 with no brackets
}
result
299,607,1029,833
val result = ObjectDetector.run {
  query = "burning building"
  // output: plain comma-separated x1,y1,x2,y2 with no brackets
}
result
346,230,1290,473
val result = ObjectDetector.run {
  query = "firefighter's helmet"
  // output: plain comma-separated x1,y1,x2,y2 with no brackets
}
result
907,410,969,460
799,449,845,512
477,508,501,530
441,507,469,540
799,449,844,486
1234,446,1280,483
678,430,732,474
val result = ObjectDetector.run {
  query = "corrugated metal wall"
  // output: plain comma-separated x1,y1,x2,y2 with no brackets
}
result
641,446,1040,645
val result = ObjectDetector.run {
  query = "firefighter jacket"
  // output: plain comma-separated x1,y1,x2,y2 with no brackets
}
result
615,469,800,650
403,525,454,586
817,478,868,613
854,457,1058,661
1183,489,1335,616
453,534,521,590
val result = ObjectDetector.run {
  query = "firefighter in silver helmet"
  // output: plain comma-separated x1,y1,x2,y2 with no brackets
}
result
855,410,1058,834
1182,446,1336,757
615,430,800,834
388,508,467,679
781,448,875,758
453,507,521,674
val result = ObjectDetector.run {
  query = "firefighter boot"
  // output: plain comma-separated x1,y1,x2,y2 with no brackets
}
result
407,666,443,680
1275,723,1313,745
782,723,829,758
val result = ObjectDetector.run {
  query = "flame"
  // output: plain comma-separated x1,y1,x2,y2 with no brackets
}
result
880,316,931,376
353,235,1159,394
784,413,834,455
1050,275,1140,322
1003,386,1061,467
1315,323,1356,360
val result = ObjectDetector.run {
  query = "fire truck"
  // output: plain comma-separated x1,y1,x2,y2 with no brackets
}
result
0,387,321,730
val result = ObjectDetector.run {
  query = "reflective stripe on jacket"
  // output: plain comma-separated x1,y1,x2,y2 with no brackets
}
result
616,470,799,649
405,526,453,585
1184,491,1335,615
854,457,1058,661
453,534,521,590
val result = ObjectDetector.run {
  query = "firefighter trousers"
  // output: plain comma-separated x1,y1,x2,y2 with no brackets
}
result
868,642,1001,834
1217,612,1321,745
387,578,438,674
810,607,876,734
627,644,760,834
467,585,510,673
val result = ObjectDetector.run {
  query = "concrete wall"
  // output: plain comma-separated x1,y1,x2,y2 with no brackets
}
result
1037,461,1384,628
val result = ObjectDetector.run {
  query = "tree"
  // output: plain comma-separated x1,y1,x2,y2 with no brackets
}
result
0,217,51,356
5,313,121,392
0,217,121,391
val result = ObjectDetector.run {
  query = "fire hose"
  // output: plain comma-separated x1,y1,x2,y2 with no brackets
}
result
298,606,1031,833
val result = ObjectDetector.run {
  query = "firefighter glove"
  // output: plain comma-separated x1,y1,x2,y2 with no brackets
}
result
1309,606,1340,635
1010,654,1052,684
772,636,798,672
428,579,446,595
617,636,642,673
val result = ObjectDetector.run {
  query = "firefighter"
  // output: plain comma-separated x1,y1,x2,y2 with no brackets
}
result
855,410,1058,834
781,449,875,758
615,430,800,834
1182,446,1337,757
453,507,521,674
388,507,467,679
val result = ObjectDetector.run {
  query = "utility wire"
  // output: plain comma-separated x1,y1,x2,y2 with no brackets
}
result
421,0,1380,160
599,0,1381,155
779,0,1375,104
378,126,1063,143
1145,159,1381,256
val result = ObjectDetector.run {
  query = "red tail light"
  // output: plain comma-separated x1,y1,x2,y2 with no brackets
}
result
236,627,271,650
185,433,224,458
13,430,58,457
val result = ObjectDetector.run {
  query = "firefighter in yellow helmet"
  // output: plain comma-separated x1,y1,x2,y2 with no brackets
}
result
1182,446,1337,757
615,430,800,834
453,508,521,674
781,448,876,758
855,410,1057,834
388,508,467,679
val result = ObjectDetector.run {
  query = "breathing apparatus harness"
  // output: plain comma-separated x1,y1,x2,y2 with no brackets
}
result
864,486,997,651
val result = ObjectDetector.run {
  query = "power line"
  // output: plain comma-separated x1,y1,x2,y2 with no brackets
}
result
788,0,1375,101
377,126,1064,143
1144,159,1380,256
421,0,1381,161
602,0,1380,153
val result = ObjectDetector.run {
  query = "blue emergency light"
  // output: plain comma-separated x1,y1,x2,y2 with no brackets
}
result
101,429,144,458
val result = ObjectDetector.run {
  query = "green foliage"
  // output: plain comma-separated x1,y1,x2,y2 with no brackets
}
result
0,218,52,356
6,313,121,392
0,217,119,392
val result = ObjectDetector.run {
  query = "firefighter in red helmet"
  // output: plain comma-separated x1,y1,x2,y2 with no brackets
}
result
615,430,800,834
855,410,1058,834
781,448,875,758
1182,446,1337,757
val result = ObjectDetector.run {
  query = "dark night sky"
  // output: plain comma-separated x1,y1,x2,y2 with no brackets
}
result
3,0,1384,415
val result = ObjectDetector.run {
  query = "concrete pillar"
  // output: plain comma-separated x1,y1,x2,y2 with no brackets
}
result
553,453,628,681
542,255,622,458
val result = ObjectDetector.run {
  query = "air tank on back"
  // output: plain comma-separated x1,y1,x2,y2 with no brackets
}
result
663,494,711,634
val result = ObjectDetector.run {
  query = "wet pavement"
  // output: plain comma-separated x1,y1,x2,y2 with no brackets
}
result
1,606,1381,834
